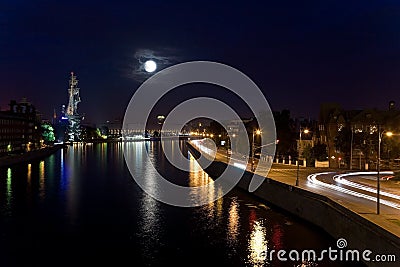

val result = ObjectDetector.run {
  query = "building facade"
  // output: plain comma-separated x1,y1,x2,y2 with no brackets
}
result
0,99,41,156
317,101,400,169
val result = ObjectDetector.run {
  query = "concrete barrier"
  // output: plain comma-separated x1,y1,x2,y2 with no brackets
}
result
187,142,400,267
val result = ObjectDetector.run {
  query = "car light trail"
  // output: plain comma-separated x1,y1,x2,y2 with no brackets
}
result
191,139,216,157
307,172,400,210
333,171,400,201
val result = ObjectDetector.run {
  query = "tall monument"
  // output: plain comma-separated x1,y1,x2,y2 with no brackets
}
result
66,72,82,142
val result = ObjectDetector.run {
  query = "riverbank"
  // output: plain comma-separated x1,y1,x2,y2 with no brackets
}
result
0,144,64,168
186,141,400,267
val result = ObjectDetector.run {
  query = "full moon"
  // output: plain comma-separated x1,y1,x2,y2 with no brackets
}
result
144,60,157,73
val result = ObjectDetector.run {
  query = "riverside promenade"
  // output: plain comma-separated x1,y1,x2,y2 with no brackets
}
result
0,144,64,168
188,140,400,266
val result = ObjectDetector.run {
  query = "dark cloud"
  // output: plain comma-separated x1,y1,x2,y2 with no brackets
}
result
128,48,182,82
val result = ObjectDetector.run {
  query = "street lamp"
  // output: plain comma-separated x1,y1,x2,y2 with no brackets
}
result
296,128,309,186
251,129,261,171
227,134,236,153
350,125,354,170
377,127,393,215
226,133,233,157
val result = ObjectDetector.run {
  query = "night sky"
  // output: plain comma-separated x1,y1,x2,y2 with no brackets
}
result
1,0,400,124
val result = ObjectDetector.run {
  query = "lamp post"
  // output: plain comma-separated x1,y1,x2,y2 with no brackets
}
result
296,128,309,186
377,127,393,215
227,135,229,158
251,129,261,171
350,125,354,170
227,133,236,157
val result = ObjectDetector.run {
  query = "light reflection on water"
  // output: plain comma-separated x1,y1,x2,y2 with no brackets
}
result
39,160,45,200
227,197,240,254
0,141,358,267
247,220,268,267
27,163,32,197
27,163,31,184
65,144,83,224
188,152,224,212
138,141,163,262
60,148,67,191
6,168,12,208
188,152,224,230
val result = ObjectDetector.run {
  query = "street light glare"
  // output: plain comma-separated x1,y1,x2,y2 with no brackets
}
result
386,131,393,137
303,129,310,134
251,129,262,171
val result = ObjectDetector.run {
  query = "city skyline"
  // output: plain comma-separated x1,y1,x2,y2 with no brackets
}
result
1,0,400,123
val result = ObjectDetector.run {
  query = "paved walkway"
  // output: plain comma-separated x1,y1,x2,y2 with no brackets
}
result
191,142,400,240
267,163,400,240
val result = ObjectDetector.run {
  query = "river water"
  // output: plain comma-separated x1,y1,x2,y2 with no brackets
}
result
0,141,365,267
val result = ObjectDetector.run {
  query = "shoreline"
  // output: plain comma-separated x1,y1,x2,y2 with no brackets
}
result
0,144,64,168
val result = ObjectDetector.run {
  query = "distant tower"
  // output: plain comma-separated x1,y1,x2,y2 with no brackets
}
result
66,72,82,142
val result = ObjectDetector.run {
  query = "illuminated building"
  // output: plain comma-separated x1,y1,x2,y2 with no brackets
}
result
66,72,82,142
0,99,41,155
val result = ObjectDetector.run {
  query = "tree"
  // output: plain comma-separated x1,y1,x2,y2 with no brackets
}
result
301,143,327,167
273,110,296,158
313,143,328,161
41,123,55,143
81,125,100,141
302,144,313,166
208,120,225,135
334,126,352,165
